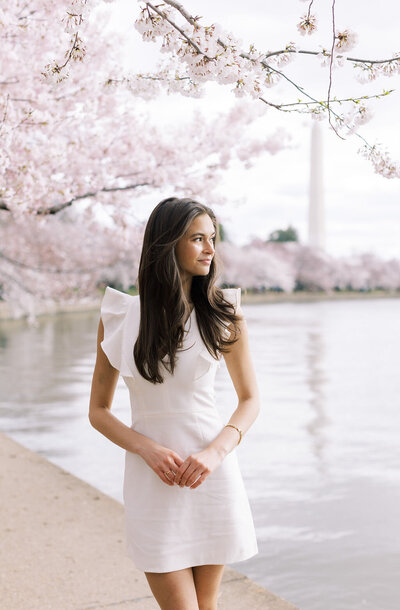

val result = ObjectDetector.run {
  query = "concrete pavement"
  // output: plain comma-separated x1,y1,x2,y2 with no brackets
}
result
0,432,298,609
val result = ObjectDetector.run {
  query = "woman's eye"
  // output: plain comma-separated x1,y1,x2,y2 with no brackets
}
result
194,236,216,242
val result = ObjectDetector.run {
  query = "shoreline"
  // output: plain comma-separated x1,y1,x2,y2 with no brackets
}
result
1,289,399,321
0,431,298,609
241,288,400,304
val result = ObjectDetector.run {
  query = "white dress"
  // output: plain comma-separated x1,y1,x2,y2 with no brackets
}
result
100,286,258,573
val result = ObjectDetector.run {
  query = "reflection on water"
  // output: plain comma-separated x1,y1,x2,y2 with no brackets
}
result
305,327,330,473
1,298,400,610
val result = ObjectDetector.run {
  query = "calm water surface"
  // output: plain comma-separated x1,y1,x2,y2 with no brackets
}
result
1,297,399,610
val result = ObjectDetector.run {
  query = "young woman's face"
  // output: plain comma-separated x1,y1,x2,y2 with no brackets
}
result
175,214,216,279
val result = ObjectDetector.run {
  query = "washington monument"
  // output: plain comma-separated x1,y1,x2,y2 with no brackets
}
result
308,121,325,250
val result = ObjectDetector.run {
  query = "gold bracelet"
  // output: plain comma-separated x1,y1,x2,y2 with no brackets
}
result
224,424,243,445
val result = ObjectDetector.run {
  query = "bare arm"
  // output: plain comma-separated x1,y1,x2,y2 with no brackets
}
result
174,305,260,488
88,318,184,485
208,303,261,457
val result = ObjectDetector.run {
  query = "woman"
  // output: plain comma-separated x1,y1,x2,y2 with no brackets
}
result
89,197,260,610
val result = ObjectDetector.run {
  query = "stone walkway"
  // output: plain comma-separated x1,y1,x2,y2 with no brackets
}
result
0,433,298,609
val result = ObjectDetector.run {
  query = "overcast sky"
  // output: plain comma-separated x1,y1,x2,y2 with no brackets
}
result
110,0,400,260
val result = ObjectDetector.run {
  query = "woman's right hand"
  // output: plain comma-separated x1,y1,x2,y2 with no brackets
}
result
137,436,184,486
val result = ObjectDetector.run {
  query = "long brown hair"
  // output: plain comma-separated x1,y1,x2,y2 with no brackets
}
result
134,197,241,384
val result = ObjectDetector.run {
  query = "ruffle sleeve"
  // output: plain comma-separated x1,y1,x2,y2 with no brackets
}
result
222,287,241,313
221,287,241,339
100,286,134,376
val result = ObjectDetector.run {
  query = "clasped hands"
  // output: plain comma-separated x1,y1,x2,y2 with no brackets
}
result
140,438,222,490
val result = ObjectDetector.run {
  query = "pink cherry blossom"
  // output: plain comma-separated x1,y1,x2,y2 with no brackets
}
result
335,29,358,53
297,13,318,36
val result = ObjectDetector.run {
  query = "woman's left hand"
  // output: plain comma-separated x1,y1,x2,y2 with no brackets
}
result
173,447,223,489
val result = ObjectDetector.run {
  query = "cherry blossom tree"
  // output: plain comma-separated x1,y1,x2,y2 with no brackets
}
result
0,214,139,319
4,1,400,184
30,0,400,178
131,0,400,178
1,3,289,217
0,100,289,313
0,3,292,312
1,1,399,317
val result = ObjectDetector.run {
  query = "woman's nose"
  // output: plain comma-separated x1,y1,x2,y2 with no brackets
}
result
204,240,215,253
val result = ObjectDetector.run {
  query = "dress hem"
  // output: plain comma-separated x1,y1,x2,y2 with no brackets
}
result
125,544,258,573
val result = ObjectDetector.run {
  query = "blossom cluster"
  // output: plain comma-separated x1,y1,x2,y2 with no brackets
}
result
335,29,358,53
354,53,400,84
134,5,268,99
358,144,400,179
297,13,318,36
133,4,398,140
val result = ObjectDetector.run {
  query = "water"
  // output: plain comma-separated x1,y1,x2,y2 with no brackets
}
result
1,298,399,610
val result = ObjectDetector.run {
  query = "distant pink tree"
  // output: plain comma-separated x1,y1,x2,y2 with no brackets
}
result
337,253,400,291
293,245,338,292
218,241,296,293
218,241,400,293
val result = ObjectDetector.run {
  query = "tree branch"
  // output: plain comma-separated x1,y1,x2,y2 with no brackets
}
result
0,250,108,274
260,90,393,111
153,0,197,26
0,182,153,215
327,0,345,139
0,269,35,294
0,78,20,85
160,0,400,67
144,0,393,151
145,0,396,128
263,48,400,65
145,2,213,58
